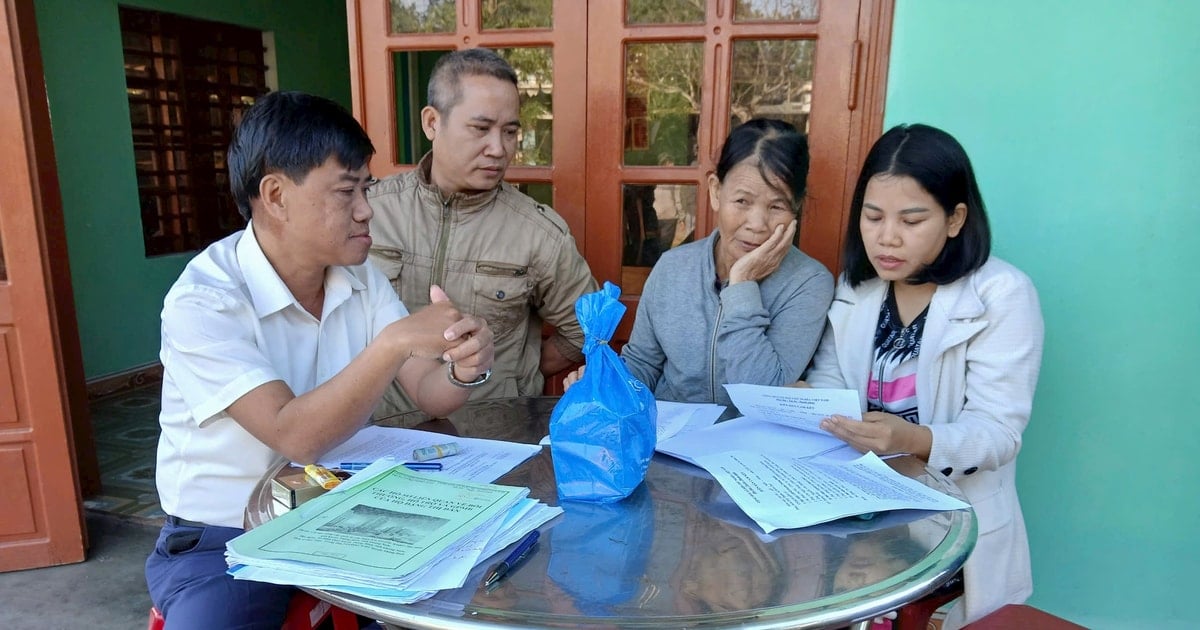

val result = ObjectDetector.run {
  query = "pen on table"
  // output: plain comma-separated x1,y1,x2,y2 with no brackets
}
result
336,462,443,473
483,529,540,588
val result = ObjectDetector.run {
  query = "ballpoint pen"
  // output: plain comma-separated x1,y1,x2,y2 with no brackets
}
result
337,462,443,472
483,529,540,587
401,462,443,471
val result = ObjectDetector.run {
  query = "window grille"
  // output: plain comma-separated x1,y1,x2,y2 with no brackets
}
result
119,7,268,256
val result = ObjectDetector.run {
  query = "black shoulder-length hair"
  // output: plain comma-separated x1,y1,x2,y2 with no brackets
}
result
842,123,991,287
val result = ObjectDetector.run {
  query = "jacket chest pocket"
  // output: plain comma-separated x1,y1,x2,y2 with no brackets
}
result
472,262,533,338
370,248,405,295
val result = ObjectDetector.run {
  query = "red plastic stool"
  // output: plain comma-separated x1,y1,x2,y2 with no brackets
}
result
148,606,165,630
147,591,360,630
965,604,1086,629
281,590,360,630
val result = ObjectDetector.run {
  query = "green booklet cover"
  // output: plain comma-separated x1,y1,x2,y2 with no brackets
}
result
228,464,527,578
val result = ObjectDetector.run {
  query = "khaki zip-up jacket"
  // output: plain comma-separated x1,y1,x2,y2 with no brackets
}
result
367,154,596,416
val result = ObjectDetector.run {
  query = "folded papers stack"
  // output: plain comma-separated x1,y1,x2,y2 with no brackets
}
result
226,461,561,604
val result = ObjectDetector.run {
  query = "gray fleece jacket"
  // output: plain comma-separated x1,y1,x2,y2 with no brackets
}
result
621,231,834,407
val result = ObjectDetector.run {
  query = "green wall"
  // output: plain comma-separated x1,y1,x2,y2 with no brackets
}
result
33,0,351,379
885,1,1198,627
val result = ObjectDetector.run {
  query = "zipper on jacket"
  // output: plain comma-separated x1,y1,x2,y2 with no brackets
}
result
432,197,453,288
709,300,724,401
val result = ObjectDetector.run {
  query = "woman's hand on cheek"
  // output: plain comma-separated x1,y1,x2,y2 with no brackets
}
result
728,220,795,284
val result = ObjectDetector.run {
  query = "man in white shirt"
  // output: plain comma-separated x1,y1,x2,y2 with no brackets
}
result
144,91,496,629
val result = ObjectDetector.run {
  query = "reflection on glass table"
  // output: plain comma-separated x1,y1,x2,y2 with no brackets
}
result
246,397,976,630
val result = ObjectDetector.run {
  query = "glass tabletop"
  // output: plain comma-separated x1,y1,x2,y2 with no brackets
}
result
246,397,976,629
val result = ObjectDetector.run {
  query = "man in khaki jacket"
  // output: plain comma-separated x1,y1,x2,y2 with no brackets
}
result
368,48,596,415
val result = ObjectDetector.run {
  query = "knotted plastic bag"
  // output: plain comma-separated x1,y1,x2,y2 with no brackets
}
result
550,282,656,502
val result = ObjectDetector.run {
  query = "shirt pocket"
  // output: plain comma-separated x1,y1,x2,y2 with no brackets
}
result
370,247,405,295
472,261,533,339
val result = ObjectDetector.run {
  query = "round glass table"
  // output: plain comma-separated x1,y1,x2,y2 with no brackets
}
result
246,397,976,629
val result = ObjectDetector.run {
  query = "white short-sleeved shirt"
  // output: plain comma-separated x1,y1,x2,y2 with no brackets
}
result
155,222,407,528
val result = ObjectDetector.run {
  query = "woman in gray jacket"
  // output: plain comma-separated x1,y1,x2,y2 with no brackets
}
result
594,119,834,407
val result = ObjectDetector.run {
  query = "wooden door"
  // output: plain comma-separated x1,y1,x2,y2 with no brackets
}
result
0,0,89,571
347,0,893,337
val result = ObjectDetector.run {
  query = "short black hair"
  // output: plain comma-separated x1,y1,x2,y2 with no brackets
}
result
227,91,375,220
716,119,810,216
843,123,991,287
426,48,519,114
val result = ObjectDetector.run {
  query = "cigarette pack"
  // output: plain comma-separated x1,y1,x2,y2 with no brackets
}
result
270,468,327,508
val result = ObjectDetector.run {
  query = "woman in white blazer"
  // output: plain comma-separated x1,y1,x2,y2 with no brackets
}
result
802,124,1044,628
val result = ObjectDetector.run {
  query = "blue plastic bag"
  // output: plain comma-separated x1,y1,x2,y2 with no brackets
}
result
549,282,656,502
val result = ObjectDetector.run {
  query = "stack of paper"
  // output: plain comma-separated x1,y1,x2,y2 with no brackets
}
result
226,463,561,604
693,450,968,533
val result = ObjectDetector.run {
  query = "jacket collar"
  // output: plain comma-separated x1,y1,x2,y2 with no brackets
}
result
832,273,988,359
925,273,988,356
414,152,502,214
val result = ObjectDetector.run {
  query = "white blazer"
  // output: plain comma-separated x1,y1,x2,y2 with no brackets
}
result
805,257,1044,627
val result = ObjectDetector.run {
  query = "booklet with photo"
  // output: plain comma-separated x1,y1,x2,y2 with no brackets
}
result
227,464,527,578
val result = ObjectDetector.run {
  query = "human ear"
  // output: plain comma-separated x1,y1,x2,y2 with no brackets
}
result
258,173,288,221
947,203,968,238
707,173,721,213
420,106,440,141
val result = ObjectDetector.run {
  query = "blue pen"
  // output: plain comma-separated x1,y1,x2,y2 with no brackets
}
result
483,530,540,587
402,462,443,471
338,462,371,471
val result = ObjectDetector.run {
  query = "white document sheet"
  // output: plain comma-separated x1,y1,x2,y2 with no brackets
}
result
654,400,725,441
296,425,542,483
539,399,726,446
655,416,850,465
724,383,862,433
693,450,969,533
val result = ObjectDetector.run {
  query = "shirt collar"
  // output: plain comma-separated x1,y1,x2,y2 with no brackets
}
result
236,221,366,319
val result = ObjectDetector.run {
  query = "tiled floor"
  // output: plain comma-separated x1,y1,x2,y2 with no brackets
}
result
84,385,164,523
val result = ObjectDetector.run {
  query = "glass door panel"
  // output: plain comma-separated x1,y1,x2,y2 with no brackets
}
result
389,0,456,33
735,0,819,22
623,42,703,167
481,0,553,30
626,0,706,24
730,39,816,132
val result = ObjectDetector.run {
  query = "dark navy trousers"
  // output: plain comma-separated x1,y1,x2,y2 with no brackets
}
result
145,519,292,630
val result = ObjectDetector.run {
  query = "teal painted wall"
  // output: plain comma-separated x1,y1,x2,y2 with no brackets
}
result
33,0,350,379
885,1,1199,627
